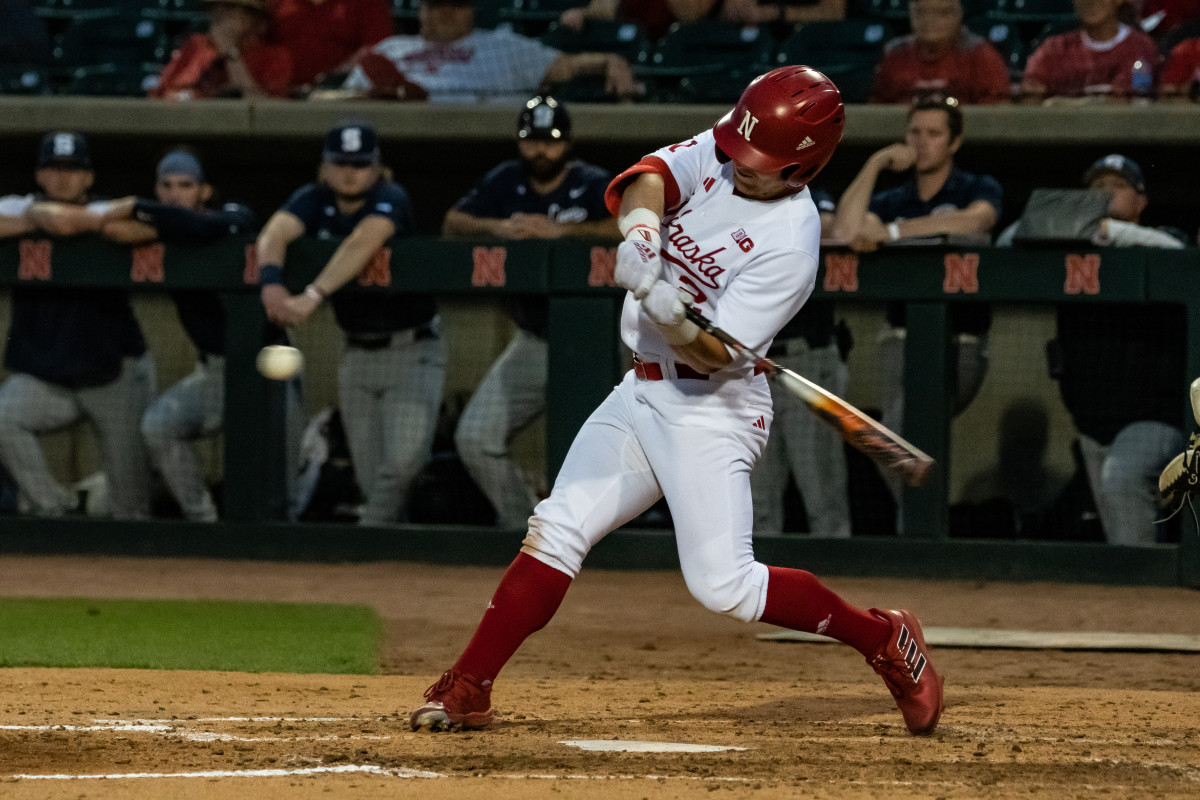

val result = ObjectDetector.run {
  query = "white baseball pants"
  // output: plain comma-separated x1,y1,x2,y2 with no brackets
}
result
522,370,774,623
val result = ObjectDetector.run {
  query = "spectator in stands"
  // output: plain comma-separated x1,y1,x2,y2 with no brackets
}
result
335,0,637,103
832,94,1000,504
1021,0,1160,103
268,0,393,90
1140,0,1200,40
1158,33,1200,98
0,132,155,520
0,0,50,65
997,155,1186,545
870,0,1011,104
257,122,446,527
750,188,852,538
445,96,618,529
153,0,292,100
97,148,301,522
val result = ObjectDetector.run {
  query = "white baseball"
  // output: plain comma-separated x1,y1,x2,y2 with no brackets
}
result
256,345,304,380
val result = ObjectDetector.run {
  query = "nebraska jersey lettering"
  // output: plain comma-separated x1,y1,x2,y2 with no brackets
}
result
618,130,821,379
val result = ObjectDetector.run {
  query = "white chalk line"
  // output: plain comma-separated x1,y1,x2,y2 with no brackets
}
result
13,765,441,781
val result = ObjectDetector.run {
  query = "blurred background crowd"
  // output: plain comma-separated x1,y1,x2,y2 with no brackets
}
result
0,0,1196,550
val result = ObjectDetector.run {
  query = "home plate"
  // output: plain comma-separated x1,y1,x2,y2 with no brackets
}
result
560,740,747,753
757,627,1200,652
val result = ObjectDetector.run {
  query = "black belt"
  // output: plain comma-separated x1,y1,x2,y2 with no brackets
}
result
346,323,437,349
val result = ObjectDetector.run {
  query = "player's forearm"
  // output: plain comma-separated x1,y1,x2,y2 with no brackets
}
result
226,57,266,99
442,209,505,238
545,52,617,83
0,215,36,239
312,229,388,294
26,202,103,236
618,173,666,220
893,208,995,239
672,330,733,373
101,219,159,244
830,161,884,241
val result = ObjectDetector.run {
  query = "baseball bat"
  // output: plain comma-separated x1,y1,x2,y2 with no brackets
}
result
684,308,935,488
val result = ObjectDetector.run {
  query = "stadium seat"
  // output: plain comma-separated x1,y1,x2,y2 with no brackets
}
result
676,68,761,104
985,0,1074,24
52,16,170,69
0,65,52,96
540,20,650,62
637,21,775,76
498,0,577,34
32,0,131,20
774,19,892,103
966,17,1029,83
141,0,206,23
61,62,161,95
1158,18,1200,57
1026,17,1080,53
850,0,909,21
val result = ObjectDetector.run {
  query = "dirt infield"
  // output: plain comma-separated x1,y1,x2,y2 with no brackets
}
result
2,555,1199,799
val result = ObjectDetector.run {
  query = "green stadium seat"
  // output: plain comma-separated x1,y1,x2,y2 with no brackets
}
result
52,16,170,68
0,65,52,96
540,20,650,62
33,0,131,20
676,68,761,104
498,0,578,34
985,0,1074,24
774,19,892,103
966,17,1029,82
636,21,775,103
1027,17,1080,53
61,62,161,95
850,0,909,21
141,0,206,23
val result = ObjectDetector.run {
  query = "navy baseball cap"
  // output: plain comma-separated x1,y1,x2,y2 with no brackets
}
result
1083,154,1145,194
517,96,571,141
323,123,380,166
38,131,91,170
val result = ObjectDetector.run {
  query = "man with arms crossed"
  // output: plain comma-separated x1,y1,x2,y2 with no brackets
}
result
409,67,944,738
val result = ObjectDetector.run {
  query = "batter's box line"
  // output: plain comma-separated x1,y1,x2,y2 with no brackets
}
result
12,765,442,781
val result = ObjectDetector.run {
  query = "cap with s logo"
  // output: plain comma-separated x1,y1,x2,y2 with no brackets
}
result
38,131,92,170
323,123,380,166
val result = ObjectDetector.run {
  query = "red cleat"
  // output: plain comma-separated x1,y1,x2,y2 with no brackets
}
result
866,609,944,736
410,669,495,731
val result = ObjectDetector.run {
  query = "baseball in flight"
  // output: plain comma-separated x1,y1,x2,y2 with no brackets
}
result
256,345,303,380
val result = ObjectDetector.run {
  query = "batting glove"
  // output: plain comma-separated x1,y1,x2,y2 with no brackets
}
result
614,238,661,299
642,281,699,346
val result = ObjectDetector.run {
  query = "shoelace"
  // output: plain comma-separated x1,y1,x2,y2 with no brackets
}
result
424,670,460,700
870,654,915,699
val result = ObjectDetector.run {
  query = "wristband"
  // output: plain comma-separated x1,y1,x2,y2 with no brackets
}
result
304,284,327,302
618,206,662,246
259,263,284,285
887,222,901,242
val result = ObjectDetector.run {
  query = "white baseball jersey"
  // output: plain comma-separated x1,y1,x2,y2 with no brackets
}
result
344,30,561,105
613,129,822,381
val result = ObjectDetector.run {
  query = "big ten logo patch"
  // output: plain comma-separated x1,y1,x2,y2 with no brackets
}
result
471,246,506,287
1063,253,1100,295
243,244,258,284
822,252,858,292
588,246,616,287
731,228,754,253
130,243,165,283
18,239,52,281
942,253,979,293
357,247,392,287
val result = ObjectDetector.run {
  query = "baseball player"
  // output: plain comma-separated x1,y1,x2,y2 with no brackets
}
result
98,148,301,521
446,96,619,528
410,67,944,737
749,188,851,537
0,131,155,519
256,122,446,526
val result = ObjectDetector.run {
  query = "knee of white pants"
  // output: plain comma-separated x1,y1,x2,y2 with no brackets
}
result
681,559,767,623
519,512,586,578
454,422,502,461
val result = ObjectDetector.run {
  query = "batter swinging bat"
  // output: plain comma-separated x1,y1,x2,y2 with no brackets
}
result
684,308,935,488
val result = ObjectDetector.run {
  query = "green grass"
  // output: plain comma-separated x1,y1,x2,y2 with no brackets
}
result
0,598,382,674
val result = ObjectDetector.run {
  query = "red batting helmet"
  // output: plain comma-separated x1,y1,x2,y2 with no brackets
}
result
712,66,845,189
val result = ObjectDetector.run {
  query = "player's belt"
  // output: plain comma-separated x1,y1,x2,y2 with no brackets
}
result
632,356,708,381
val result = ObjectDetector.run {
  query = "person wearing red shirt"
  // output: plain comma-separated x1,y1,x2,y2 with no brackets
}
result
268,0,394,89
870,0,1011,104
1021,0,1160,102
153,0,292,100
1159,35,1200,97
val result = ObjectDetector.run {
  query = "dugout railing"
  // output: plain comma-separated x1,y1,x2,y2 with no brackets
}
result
0,235,1196,589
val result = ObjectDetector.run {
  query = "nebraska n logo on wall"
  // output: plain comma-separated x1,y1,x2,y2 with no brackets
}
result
737,111,759,140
